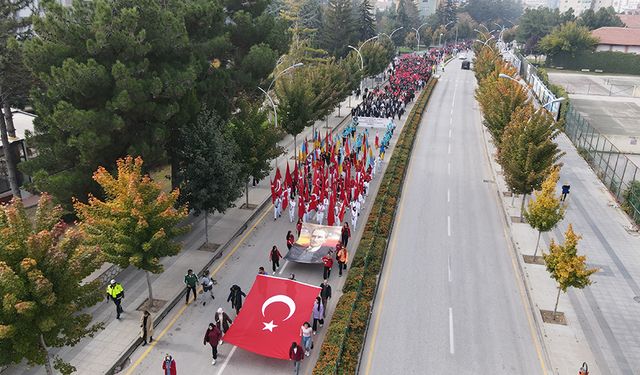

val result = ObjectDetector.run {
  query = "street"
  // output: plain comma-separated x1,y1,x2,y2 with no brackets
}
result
359,60,546,374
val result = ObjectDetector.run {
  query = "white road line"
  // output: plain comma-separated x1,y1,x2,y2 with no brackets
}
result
447,216,451,237
449,129,452,138
447,163,451,175
449,308,455,354
217,346,237,375
448,144,451,154
448,255,452,282
278,260,289,275
447,189,450,202
449,117,453,125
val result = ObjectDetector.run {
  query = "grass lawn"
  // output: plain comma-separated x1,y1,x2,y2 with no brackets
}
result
149,164,172,193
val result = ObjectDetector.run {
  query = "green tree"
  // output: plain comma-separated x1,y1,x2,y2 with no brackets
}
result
0,0,33,198
404,31,418,49
498,104,564,216
516,7,569,55
436,0,457,29
319,0,356,57
74,156,188,306
0,195,103,375
395,0,419,42
475,65,530,143
543,224,597,318
357,0,376,41
523,166,565,259
177,109,246,244
579,7,624,30
538,21,598,58
361,41,393,77
229,101,283,208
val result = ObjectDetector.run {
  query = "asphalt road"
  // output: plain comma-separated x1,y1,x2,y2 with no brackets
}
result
359,60,546,374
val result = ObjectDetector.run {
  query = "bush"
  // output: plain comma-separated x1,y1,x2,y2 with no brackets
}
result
623,180,640,224
313,77,439,375
548,51,640,75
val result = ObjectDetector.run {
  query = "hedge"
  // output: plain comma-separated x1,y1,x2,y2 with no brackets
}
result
547,51,640,75
313,77,439,375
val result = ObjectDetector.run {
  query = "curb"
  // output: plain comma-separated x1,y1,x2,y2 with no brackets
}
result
477,119,555,374
108,103,355,375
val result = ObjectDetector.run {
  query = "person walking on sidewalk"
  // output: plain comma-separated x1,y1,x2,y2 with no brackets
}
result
227,285,246,314
140,310,153,346
215,307,233,341
300,322,313,356
274,196,282,221
200,270,215,306
270,245,283,274
341,223,351,247
162,354,176,375
203,323,223,365
321,254,333,279
336,245,348,277
106,279,124,320
561,183,571,202
286,231,295,251
289,342,304,375
289,195,296,223
311,297,324,334
184,269,198,305
319,279,331,318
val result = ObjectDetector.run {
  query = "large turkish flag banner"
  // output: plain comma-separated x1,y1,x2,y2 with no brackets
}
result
223,275,321,359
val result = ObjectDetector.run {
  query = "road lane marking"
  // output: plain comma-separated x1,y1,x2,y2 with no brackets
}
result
447,216,451,236
449,129,452,138
448,255,452,282
447,189,450,202
278,260,289,275
449,307,455,354
448,143,451,154
217,346,237,375
448,163,451,175
124,206,272,375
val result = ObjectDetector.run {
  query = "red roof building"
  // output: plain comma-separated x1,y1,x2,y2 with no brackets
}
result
592,27,640,54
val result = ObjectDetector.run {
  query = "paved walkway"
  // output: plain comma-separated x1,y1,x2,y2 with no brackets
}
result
3,77,383,375
482,107,640,372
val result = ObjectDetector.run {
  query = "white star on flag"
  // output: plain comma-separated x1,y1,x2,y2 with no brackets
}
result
262,320,278,332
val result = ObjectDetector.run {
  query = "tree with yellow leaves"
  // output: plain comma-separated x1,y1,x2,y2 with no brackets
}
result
0,195,103,375
75,156,189,307
543,224,597,319
524,166,565,259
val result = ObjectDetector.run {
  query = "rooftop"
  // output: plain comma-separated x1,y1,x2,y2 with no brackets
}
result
619,14,640,29
592,27,640,47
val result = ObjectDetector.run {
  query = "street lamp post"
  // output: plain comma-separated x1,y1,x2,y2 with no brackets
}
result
412,22,429,53
380,26,404,44
498,73,566,120
348,44,365,93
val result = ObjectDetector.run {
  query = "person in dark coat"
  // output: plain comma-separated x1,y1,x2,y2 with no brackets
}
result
341,223,351,247
289,342,304,375
203,323,223,365
319,280,332,318
215,307,233,335
269,245,283,274
227,285,246,314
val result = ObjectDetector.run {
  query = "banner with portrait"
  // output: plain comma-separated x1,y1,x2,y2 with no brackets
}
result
285,223,342,264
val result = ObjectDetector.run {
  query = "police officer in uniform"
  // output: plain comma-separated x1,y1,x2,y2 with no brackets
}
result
106,279,125,320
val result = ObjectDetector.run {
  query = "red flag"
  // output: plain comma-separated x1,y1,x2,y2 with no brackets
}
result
285,163,292,190
327,193,335,226
270,178,276,204
222,275,321,359
298,196,305,219
274,167,282,197
282,190,289,210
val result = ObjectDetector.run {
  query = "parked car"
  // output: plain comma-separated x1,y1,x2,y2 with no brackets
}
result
461,61,471,70
458,54,467,60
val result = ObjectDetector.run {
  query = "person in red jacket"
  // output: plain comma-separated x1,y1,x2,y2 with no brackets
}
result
203,323,223,365
286,231,295,250
322,254,333,279
289,341,304,375
296,218,303,237
269,245,283,274
162,354,176,375
341,223,351,247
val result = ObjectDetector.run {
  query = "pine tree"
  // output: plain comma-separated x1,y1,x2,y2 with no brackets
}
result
523,166,565,259
543,224,597,319
319,0,357,57
436,0,457,28
74,156,189,307
357,0,376,41
0,195,103,375
498,104,564,216
474,64,529,143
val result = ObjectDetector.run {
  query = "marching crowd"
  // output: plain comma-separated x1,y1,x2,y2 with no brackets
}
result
104,50,442,375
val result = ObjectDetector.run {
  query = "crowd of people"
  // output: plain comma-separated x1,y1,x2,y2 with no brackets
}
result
105,51,444,375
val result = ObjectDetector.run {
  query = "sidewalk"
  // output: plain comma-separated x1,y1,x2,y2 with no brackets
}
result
480,116,640,373
4,81,378,375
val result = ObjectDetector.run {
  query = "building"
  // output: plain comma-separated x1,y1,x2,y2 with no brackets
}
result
417,0,439,18
592,26,640,53
559,0,594,14
619,13,640,27
0,110,35,201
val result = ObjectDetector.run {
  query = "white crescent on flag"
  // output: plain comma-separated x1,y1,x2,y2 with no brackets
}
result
261,294,296,321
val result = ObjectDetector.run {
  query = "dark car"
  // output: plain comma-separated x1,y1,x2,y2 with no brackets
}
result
461,61,471,70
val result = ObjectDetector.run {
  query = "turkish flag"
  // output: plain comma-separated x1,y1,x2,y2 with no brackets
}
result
223,275,321,360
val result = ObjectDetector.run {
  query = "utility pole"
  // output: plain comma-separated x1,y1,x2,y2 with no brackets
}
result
0,105,21,198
